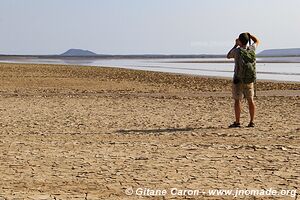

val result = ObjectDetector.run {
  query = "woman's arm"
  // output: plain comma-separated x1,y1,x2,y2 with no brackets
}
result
227,39,239,59
248,33,260,46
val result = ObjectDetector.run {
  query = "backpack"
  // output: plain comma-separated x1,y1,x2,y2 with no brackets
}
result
239,48,256,84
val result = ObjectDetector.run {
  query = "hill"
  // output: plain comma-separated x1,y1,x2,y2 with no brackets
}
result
60,49,97,56
258,48,300,57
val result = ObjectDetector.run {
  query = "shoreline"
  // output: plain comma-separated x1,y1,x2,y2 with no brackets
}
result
1,58,300,83
0,62,299,85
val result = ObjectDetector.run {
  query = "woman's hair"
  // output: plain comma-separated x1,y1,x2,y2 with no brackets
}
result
239,33,250,45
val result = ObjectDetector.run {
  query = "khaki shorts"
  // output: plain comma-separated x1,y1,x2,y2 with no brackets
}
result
232,83,254,100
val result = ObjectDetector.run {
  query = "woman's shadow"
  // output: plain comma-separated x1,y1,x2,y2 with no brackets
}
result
116,126,221,134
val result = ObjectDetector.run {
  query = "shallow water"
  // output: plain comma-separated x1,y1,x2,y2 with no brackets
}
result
0,57,299,82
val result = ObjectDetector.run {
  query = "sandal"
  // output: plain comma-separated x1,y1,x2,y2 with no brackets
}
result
247,122,255,128
229,122,241,128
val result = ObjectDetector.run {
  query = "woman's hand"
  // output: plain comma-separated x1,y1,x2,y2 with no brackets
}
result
235,39,240,47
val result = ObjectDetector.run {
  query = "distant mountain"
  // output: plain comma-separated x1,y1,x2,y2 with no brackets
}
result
60,49,97,56
258,48,300,57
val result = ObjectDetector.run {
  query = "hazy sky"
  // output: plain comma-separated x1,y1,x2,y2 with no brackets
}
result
0,0,299,55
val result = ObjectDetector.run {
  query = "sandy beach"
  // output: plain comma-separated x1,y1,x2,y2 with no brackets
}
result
0,63,299,200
